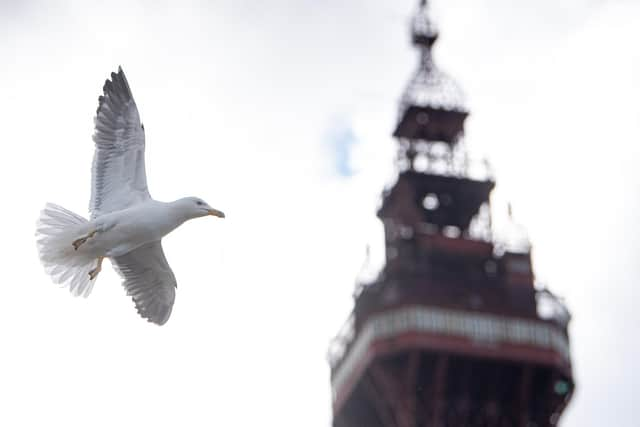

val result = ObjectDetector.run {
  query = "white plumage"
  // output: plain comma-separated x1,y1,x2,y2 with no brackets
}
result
35,67,224,325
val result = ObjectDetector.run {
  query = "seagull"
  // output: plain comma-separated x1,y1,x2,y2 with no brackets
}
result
35,67,225,325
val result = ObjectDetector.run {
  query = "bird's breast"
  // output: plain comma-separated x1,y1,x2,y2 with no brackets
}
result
92,204,180,257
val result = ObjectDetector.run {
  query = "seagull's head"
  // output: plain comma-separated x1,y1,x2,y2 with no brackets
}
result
177,197,225,220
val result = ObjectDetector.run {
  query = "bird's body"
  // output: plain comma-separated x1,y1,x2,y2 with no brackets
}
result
79,199,196,259
35,67,224,325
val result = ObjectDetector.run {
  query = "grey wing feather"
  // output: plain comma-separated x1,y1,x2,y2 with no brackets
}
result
90,66,150,219
112,241,177,325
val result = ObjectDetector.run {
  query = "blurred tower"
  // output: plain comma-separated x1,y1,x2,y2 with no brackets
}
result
327,1,573,426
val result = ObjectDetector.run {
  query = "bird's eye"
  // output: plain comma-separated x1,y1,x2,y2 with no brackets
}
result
196,201,204,206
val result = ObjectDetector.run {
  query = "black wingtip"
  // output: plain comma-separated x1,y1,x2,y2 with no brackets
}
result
95,66,135,116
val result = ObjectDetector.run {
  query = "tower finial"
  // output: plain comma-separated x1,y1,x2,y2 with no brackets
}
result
395,0,467,144
412,0,438,47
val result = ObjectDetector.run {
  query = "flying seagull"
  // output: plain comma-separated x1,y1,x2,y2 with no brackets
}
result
35,67,224,325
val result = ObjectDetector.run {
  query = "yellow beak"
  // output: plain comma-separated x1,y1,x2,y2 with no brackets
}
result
208,209,225,218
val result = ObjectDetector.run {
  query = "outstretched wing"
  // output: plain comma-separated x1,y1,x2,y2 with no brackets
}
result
90,66,149,219
112,241,177,325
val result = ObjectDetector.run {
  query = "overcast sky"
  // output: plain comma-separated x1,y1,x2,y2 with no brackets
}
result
1,0,638,426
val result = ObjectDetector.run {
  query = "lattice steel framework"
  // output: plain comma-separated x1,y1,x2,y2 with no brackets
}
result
328,1,574,426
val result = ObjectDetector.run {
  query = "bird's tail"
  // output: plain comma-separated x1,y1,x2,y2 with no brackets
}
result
35,203,98,297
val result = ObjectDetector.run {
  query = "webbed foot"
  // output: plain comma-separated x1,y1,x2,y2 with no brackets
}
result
72,230,97,251
88,257,104,281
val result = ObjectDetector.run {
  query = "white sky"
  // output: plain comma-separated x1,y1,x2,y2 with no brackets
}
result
1,0,638,425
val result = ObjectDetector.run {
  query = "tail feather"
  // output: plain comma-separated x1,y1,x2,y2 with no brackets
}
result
36,203,98,298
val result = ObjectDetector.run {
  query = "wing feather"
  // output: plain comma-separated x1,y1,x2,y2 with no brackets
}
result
90,67,150,218
112,241,177,325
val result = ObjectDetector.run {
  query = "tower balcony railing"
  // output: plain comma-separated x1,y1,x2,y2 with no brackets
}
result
329,283,571,373
536,287,572,329
327,314,355,369
328,303,572,386
395,139,495,183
